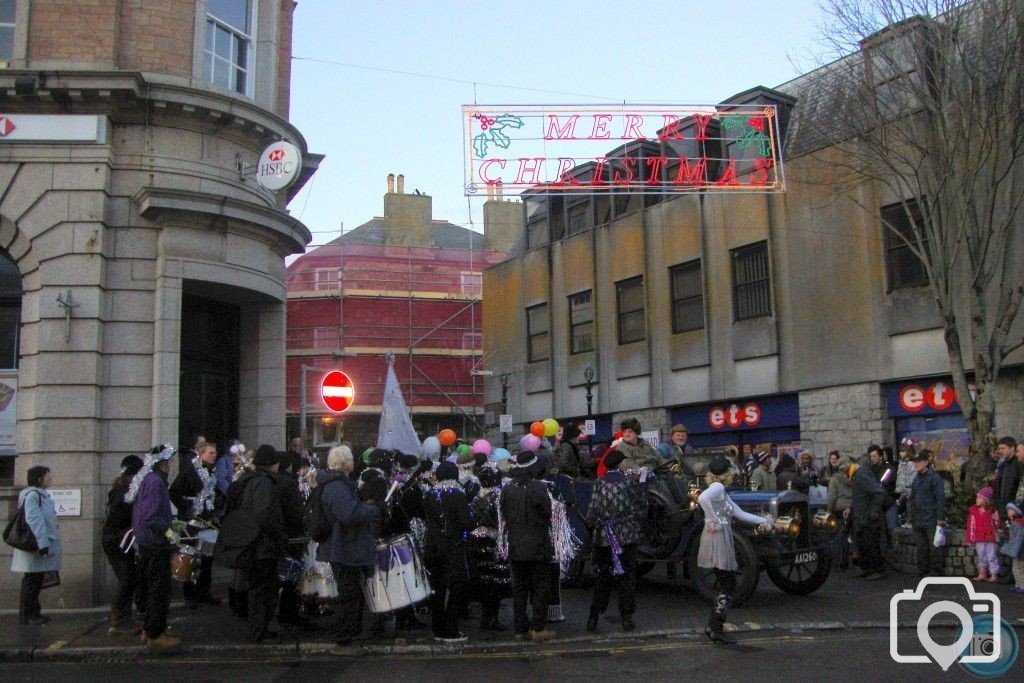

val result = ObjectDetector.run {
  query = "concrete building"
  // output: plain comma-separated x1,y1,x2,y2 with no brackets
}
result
0,1,319,606
482,65,1024,469
285,178,510,451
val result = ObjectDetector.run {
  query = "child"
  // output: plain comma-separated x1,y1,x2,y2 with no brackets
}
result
965,486,1000,582
1003,503,1024,593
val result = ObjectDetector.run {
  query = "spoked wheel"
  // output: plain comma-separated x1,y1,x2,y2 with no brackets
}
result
686,532,760,607
765,546,831,595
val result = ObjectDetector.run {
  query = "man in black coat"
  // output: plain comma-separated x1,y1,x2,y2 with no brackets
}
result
849,460,886,580
500,450,556,642
995,437,1021,522
422,461,473,642
169,441,221,608
274,451,307,628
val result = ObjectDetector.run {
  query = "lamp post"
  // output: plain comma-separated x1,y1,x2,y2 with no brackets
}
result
584,366,595,418
298,350,355,447
500,372,510,449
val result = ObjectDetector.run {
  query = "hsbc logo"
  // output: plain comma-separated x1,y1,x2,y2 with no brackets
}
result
709,402,762,430
898,382,960,413
0,117,15,136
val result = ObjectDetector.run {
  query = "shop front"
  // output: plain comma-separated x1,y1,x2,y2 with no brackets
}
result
671,394,801,452
885,377,971,474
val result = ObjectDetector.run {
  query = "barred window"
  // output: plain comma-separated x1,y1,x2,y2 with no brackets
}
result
731,242,772,320
882,199,928,290
568,290,594,354
616,277,645,345
670,260,704,333
526,303,549,362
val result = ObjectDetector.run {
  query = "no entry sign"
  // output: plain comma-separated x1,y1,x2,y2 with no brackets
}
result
321,370,355,413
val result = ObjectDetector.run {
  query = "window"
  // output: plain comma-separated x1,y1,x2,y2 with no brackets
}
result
0,0,14,61
568,290,594,354
204,0,254,95
525,196,547,249
670,260,704,333
864,29,923,120
616,277,645,344
460,271,482,296
882,199,929,290
461,332,482,350
314,268,339,291
313,327,338,349
731,242,772,320
526,303,549,362
567,200,590,236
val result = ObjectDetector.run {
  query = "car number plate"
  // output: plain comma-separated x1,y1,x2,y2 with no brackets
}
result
792,551,818,565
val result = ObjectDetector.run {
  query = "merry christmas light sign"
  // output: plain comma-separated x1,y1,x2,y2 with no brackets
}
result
463,104,785,195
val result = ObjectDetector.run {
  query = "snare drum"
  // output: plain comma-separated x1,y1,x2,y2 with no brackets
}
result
170,545,200,583
277,556,304,583
362,534,431,613
194,528,218,558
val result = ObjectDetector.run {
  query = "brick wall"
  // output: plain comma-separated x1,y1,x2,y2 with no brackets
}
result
275,0,293,118
799,382,887,464
117,0,195,76
29,0,118,63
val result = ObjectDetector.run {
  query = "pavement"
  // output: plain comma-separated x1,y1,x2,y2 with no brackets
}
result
2,564,1022,663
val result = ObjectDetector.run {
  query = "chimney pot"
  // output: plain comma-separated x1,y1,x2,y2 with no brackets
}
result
396,174,405,194
387,173,395,193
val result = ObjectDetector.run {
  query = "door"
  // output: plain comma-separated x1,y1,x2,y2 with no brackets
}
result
179,293,240,449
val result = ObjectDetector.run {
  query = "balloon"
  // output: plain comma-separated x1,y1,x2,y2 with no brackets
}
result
456,443,472,456
529,421,545,438
421,436,441,459
542,418,559,438
520,434,541,453
472,439,492,456
361,447,374,464
438,429,457,447
491,447,511,462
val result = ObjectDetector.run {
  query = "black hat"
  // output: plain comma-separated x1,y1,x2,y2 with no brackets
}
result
368,448,394,475
120,455,144,477
254,444,278,467
396,452,420,471
912,451,932,463
604,449,625,470
276,450,292,469
620,417,642,433
435,461,459,482
708,456,731,475
513,451,538,469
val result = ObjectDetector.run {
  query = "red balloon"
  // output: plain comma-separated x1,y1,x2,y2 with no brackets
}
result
529,421,545,438
438,429,457,447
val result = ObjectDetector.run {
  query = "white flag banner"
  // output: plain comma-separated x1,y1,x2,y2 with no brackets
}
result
376,359,421,455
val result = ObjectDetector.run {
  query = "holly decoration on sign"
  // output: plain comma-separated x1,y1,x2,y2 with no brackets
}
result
721,114,772,157
473,113,525,158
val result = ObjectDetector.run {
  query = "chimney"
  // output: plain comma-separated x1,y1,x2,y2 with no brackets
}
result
383,175,432,247
387,173,395,193
483,194,521,254
396,174,405,194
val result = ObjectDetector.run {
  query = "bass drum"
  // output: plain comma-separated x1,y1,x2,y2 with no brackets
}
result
685,527,760,607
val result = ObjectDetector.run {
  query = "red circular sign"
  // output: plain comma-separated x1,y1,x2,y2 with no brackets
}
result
321,370,355,413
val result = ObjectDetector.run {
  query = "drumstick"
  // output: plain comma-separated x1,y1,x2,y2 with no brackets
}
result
384,480,400,504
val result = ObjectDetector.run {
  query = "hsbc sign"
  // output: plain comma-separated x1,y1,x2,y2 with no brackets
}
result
256,140,302,191
708,402,762,430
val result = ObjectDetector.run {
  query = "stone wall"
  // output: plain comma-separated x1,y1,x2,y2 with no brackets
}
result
799,382,887,464
886,526,1013,578
611,407,670,442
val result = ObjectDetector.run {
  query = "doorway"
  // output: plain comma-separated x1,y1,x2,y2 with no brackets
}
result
179,293,240,449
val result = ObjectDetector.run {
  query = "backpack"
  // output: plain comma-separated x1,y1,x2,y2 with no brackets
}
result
306,479,338,543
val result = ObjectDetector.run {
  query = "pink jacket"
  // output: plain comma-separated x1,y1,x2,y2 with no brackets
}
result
965,505,999,544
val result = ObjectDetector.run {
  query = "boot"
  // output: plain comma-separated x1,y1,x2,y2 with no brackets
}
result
621,614,635,632
586,608,601,633
972,566,988,582
107,607,137,636
986,569,998,583
547,604,565,623
146,632,182,652
704,594,736,645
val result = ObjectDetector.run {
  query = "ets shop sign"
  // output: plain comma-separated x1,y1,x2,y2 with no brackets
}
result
887,379,973,417
462,104,785,195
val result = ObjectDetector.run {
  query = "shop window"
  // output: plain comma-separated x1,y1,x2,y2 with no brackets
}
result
568,290,593,354
670,260,704,333
882,199,929,290
526,303,549,362
0,0,14,61
616,276,645,345
731,241,772,320
204,0,254,96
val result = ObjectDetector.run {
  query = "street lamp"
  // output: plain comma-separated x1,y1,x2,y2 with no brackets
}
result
500,372,510,448
584,366,595,418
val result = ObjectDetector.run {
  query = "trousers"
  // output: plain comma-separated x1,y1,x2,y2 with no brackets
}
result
138,544,172,638
246,559,280,643
855,522,884,574
331,563,368,643
590,544,638,616
510,560,551,634
974,542,999,574
18,572,44,622
103,542,140,623
913,525,945,575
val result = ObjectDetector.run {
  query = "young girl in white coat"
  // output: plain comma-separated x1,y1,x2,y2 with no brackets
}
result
694,456,770,644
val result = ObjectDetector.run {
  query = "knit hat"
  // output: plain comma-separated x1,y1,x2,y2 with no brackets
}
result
620,417,642,433
708,456,731,475
604,449,625,470
977,486,994,503
1007,502,1023,516
254,444,278,467
670,424,688,435
757,450,771,464
435,461,458,482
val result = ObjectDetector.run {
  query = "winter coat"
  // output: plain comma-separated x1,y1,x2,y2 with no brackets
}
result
169,460,219,522
827,472,853,514
965,505,999,545
131,470,173,549
274,470,305,541
499,474,553,562
994,457,1021,512
1000,519,1024,560
850,466,885,528
895,460,917,496
10,487,62,574
468,488,511,591
422,480,473,577
909,467,946,530
555,440,589,478
697,482,766,571
101,479,133,550
219,468,287,563
617,438,662,473
749,467,777,492
586,470,647,547
317,469,379,567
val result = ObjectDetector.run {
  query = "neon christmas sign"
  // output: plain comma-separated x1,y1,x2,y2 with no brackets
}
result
463,104,786,196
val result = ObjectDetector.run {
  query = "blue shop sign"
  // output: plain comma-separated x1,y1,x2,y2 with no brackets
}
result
886,378,968,418
672,394,800,435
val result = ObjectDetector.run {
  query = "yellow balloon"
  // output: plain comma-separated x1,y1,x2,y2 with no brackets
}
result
542,418,559,437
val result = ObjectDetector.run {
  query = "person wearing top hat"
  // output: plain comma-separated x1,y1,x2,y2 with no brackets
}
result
102,454,145,636
500,445,556,642
693,456,770,644
422,461,473,643
748,451,777,492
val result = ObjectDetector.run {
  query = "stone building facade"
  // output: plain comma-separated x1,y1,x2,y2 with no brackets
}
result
0,1,319,607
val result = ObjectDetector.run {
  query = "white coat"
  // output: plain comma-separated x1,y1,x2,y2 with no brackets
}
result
697,482,766,571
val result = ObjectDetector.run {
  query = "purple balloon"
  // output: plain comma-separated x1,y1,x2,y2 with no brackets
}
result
519,434,541,453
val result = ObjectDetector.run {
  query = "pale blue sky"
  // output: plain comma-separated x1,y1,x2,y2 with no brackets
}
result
287,0,831,248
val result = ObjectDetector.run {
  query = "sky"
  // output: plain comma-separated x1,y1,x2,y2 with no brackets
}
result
286,0,833,249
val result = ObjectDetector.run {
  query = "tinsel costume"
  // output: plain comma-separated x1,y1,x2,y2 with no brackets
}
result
189,456,217,518
125,444,175,504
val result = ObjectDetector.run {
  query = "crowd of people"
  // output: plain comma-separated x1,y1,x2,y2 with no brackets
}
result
8,421,1024,652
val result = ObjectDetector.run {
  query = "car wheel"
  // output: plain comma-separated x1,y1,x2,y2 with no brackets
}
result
765,546,831,595
686,532,760,607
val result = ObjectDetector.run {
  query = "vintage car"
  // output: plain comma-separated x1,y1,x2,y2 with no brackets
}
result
557,471,838,606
